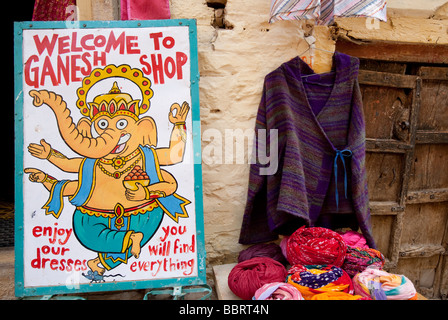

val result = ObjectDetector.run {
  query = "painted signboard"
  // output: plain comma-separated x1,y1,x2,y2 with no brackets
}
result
14,19,205,297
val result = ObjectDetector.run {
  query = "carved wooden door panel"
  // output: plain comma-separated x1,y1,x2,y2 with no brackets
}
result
358,68,421,267
336,40,448,299
356,60,447,299
401,66,448,299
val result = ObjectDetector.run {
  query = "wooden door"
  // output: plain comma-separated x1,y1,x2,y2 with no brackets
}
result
337,40,448,299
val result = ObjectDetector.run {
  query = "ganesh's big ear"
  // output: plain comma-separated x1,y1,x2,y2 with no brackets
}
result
77,118,92,137
137,116,157,147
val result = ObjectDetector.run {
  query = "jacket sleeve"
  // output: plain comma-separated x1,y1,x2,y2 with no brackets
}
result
239,78,278,244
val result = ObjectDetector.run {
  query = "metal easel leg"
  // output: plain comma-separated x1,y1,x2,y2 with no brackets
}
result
143,284,212,300
172,286,185,300
21,295,86,300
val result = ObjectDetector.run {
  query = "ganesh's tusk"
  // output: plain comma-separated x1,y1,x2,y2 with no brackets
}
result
91,124,100,138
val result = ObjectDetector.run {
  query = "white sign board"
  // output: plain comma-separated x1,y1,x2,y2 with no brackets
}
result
14,19,205,297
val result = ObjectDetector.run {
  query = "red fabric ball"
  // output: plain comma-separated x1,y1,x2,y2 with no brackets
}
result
228,257,287,300
286,226,347,267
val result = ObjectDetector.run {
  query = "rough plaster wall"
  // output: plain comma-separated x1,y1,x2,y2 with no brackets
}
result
387,0,448,18
91,0,120,20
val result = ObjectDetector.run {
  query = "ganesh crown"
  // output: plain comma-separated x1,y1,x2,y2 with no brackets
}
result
76,64,153,122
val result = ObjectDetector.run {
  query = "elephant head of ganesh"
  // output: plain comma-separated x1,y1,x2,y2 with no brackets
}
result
29,64,157,160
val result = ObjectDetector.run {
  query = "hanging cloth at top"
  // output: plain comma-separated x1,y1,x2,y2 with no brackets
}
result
269,0,387,25
120,0,171,20
32,0,76,21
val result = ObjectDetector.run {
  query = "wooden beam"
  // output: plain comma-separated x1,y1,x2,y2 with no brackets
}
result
418,67,448,81
406,188,448,204
416,131,448,144
366,138,412,153
369,201,403,215
399,244,446,258
359,70,418,89
336,39,448,64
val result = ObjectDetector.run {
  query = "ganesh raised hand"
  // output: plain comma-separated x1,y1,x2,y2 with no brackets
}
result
168,101,190,124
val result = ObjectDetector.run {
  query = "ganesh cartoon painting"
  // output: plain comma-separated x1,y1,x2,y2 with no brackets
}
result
24,64,191,279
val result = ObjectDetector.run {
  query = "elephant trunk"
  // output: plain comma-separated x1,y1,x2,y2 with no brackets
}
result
29,90,119,159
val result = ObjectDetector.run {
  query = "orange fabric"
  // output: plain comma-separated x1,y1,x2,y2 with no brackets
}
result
287,264,354,300
311,292,363,300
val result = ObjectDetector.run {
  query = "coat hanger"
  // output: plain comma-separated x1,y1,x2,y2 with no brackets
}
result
299,42,335,57
299,35,335,81
298,35,335,87
299,35,335,56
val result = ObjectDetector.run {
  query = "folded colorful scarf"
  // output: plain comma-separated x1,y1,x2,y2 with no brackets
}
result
253,282,304,300
337,230,369,249
287,264,354,300
353,268,418,300
342,247,385,277
286,226,347,267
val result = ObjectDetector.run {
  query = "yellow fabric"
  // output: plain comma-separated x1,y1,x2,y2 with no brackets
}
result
287,276,349,300
311,292,362,300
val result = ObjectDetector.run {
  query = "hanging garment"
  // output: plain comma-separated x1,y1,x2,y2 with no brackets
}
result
269,0,387,25
269,0,321,23
320,0,387,25
239,52,375,249
120,0,170,20
32,0,76,21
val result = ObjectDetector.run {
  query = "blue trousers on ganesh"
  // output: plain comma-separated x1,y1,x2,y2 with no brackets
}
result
72,203,164,270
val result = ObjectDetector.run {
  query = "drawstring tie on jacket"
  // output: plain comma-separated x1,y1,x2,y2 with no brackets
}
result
334,149,352,211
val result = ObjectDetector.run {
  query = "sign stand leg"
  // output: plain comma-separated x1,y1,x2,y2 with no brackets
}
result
21,295,86,300
143,284,212,300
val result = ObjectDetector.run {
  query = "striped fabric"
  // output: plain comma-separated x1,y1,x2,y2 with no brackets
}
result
239,52,375,249
269,0,321,22
269,0,387,24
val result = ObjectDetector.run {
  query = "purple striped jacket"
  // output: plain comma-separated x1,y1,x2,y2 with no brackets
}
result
239,52,376,248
